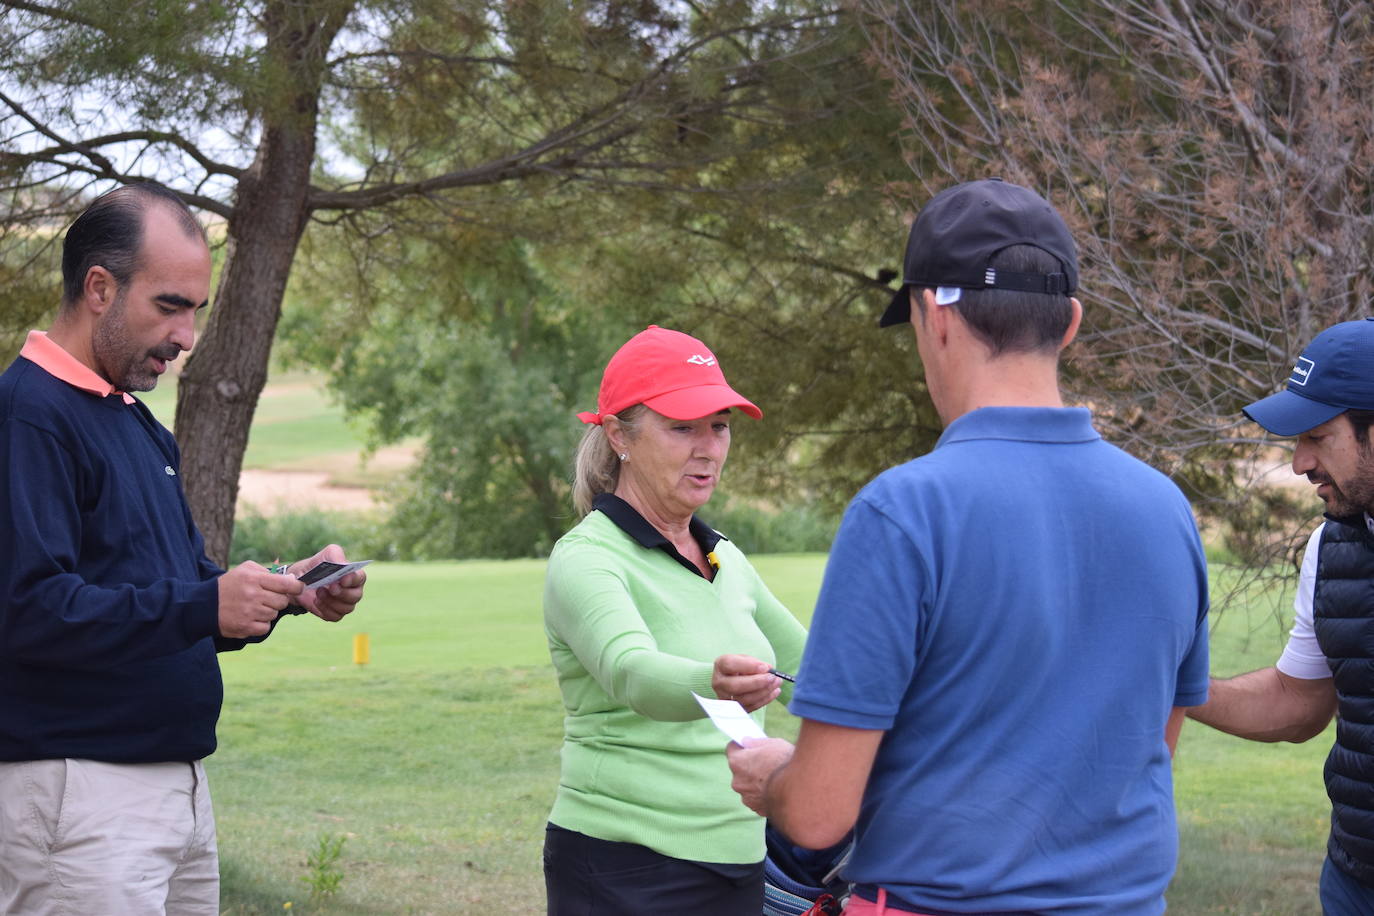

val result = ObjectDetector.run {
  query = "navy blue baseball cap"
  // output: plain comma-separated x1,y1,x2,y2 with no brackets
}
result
1243,318,1374,436
880,178,1078,327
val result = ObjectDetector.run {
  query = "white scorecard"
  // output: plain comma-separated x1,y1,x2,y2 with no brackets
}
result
692,692,768,744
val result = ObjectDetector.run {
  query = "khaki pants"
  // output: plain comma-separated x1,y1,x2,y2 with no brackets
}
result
0,759,219,915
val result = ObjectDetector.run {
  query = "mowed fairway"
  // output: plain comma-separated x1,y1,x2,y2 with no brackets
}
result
210,556,820,914
208,555,1333,915
175,368,1329,914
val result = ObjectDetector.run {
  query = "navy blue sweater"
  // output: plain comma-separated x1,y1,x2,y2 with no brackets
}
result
0,353,242,762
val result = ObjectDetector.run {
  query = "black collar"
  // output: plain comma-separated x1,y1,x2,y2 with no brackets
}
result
1325,512,1374,549
592,492,724,579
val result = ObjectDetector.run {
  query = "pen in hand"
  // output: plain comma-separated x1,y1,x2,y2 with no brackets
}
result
768,668,795,684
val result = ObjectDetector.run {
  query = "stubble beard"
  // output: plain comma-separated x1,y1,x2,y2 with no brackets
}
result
92,291,174,393
1314,446,1374,518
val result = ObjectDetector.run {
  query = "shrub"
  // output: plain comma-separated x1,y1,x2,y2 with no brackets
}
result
229,508,398,566
698,498,839,555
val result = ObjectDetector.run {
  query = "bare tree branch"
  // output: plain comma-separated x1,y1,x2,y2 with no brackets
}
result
9,129,242,182
859,0,1372,566
0,0,100,29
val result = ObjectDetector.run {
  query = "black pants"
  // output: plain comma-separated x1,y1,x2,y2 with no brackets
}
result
543,823,764,916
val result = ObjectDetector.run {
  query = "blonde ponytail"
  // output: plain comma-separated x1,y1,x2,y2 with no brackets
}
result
571,405,646,515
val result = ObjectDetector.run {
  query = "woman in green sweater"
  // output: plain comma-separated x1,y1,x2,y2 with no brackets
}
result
543,326,807,915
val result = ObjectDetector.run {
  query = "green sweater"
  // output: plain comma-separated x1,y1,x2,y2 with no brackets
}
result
543,506,807,864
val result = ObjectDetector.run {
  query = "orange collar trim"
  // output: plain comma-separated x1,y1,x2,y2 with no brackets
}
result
20,331,134,405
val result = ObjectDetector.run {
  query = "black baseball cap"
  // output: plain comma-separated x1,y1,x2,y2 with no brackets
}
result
1243,318,1374,436
880,178,1079,327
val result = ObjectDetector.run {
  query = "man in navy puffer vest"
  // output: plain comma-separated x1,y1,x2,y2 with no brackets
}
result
0,183,368,915
1189,318,1374,915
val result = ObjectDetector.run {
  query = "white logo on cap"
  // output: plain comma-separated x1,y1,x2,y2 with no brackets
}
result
686,354,716,367
1290,356,1315,387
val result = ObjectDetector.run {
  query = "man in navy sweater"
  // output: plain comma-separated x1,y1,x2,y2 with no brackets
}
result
0,183,367,914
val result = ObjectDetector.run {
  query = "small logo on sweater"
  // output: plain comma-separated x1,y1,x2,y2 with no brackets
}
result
1291,357,1315,387
164,466,176,477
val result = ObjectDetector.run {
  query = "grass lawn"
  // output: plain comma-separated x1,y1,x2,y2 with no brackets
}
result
211,556,820,914
1171,573,1331,915
140,370,384,475
208,555,1332,915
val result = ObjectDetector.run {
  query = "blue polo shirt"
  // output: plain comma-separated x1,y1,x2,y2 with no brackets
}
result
790,407,1209,915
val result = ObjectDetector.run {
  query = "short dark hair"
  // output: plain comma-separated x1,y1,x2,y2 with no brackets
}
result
1347,409,1374,450
917,245,1075,356
61,182,204,309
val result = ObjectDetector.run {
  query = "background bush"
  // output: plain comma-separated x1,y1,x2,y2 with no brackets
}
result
699,498,840,555
231,499,839,566
229,509,398,566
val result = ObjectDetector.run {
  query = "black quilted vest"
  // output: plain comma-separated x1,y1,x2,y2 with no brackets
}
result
1314,516,1374,885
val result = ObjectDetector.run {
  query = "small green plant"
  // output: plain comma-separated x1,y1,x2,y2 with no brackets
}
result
299,832,347,905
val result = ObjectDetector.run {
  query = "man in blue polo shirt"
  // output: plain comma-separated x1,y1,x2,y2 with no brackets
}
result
0,183,368,914
727,179,1210,915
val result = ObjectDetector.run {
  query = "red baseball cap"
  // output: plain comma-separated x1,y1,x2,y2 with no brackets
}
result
577,326,762,425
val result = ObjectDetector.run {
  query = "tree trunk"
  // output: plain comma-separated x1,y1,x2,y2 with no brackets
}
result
172,0,351,566
174,135,313,566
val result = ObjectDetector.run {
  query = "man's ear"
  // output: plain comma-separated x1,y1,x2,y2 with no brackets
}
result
82,266,117,315
920,288,952,345
1058,298,1083,351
